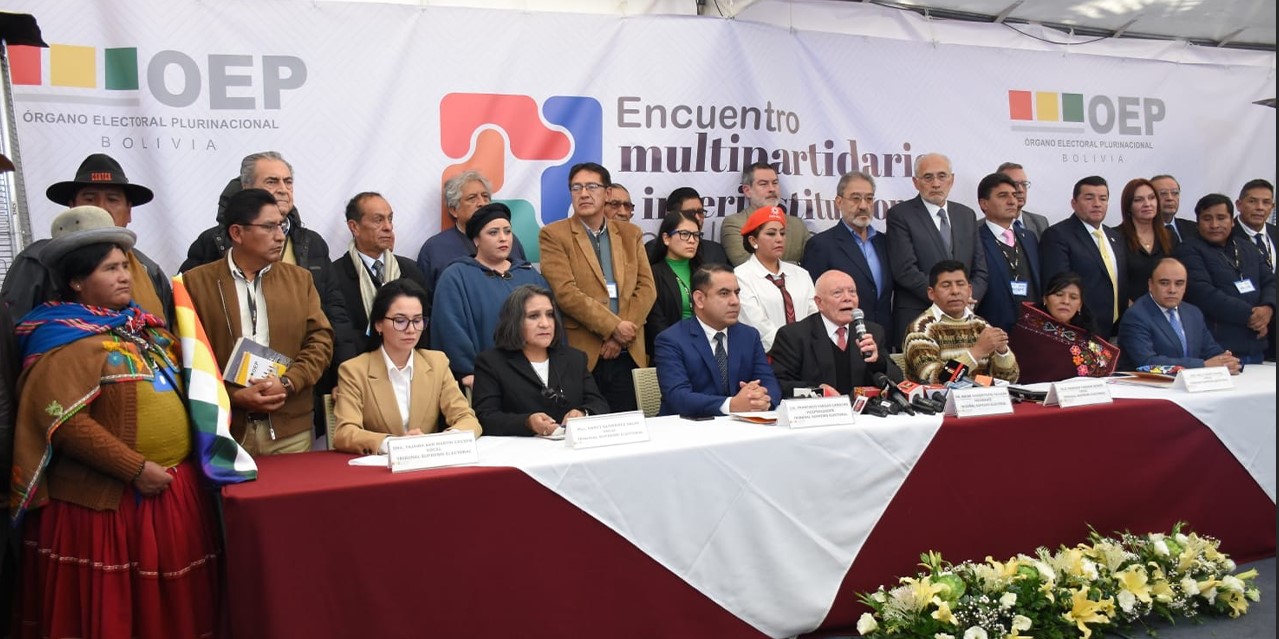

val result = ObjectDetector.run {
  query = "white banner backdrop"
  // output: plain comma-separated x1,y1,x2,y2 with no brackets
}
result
4,0,1275,278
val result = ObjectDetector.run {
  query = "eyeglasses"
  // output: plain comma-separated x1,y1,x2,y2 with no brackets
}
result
386,316,425,332
1156,189,1181,197
918,172,950,183
240,219,292,235
484,269,513,280
606,200,635,211
668,230,702,241
1013,181,1032,189
681,208,707,217
541,386,568,408
569,183,605,194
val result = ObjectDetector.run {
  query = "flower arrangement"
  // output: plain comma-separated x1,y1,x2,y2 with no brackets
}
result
856,524,1260,639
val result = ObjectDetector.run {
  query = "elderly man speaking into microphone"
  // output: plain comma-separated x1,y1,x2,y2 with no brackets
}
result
769,270,902,397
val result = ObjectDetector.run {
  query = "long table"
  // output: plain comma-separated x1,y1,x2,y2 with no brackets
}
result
221,370,1276,639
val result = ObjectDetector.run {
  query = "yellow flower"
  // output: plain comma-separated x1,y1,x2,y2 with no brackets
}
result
1061,586,1114,639
1116,565,1153,605
931,598,957,625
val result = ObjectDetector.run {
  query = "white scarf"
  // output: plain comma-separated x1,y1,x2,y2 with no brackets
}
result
346,240,402,319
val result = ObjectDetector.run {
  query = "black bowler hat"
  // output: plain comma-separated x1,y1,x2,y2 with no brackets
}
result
45,153,154,206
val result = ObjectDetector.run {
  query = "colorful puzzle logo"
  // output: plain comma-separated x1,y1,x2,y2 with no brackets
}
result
1007,89,1165,136
9,44,140,89
439,93,602,261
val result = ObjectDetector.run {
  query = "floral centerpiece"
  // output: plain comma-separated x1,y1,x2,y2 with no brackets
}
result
856,524,1260,639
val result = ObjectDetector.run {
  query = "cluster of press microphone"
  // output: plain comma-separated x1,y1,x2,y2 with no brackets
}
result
860,359,986,418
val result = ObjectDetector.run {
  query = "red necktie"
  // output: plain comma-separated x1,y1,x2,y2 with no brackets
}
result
766,273,796,324
836,326,847,351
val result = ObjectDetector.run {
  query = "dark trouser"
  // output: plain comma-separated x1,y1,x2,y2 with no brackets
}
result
593,351,638,413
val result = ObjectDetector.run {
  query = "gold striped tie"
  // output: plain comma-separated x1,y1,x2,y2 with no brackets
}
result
1092,229,1118,319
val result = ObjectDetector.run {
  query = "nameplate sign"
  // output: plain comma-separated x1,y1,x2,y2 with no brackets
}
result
1044,378,1113,408
564,410,650,450
1174,366,1234,393
777,396,855,429
944,386,1013,417
386,430,479,473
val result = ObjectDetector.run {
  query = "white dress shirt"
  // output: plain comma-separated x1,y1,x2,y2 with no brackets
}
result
735,255,817,352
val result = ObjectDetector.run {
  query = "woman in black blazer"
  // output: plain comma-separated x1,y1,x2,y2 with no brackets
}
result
644,210,704,363
472,284,609,436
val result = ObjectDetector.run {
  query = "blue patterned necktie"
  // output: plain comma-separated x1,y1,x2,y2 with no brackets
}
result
714,331,728,393
1166,308,1189,357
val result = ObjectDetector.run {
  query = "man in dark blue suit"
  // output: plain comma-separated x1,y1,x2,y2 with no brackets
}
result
1117,257,1241,373
887,153,988,346
801,171,894,348
654,264,781,417
1234,179,1278,360
1039,175,1127,339
975,173,1041,332
1175,194,1275,365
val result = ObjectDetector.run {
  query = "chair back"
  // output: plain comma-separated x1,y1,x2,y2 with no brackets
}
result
632,367,662,418
323,393,337,450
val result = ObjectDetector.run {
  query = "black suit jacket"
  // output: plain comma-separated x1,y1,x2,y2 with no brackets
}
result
801,224,895,348
471,346,610,436
1039,216,1128,339
768,314,900,396
886,196,988,342
645,258,699,363
329,253,430,354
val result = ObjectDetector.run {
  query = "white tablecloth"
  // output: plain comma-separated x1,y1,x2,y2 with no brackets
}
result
476,413,944,639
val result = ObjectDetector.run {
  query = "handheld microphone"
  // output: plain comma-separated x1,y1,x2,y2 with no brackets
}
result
909,396,939,415
941,359,971,384
850,309,872,360
872,372,915,415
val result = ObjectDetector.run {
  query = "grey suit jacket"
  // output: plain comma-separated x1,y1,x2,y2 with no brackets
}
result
886,195,988,340
1019,209,1050,240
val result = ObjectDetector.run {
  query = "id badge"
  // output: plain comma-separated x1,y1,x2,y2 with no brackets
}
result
1010,280,1029,296
605,282,619,299
1235,279,1256,294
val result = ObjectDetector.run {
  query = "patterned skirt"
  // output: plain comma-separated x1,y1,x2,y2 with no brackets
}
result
15,460,220,639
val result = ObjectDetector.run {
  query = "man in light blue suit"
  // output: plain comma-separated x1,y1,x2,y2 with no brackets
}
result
655,264,781,417
1117,257,1241,373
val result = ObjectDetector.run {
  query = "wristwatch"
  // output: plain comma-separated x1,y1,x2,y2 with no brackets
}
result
280,377,295,396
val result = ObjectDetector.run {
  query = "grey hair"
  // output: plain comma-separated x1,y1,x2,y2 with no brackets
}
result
836,170,876,197
443,171,492,212
240,151,293,188
913,153,952,175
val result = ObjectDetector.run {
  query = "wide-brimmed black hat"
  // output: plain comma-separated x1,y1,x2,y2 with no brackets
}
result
45,153,154,206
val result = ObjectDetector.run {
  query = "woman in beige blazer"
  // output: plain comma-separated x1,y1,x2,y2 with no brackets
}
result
333,279,480,455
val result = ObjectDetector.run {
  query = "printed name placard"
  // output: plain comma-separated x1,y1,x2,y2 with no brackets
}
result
777,396,855,429
564,410,650,449
944,386,1014,417
1174,366,1234,393
1044,378,1113,408
386,430,479,473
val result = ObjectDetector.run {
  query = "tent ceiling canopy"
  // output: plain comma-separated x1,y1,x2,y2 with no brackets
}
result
833,0,1275,50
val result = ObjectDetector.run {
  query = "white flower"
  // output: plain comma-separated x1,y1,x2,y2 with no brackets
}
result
1082,559,1099,580
963,627,989,639
1174,533,1189,544
1247,588,1261,602
1221,575,1245,593
872,591,887,603
856,612,878,634
1000,592,1017,609
1181,577,1200,596
1033,560,1057,583
1153,539,1170,556
1117,589,1137,613
1202,586,1218,604
935,634,955,639
1225,558,1237,571
1012,615,1032,632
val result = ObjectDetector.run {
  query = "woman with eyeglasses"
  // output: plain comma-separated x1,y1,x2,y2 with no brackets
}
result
431,202,548,389
332,279,481,454
645,209,705,362
472,285,608,436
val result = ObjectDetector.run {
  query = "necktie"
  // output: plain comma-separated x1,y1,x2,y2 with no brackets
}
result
1254,233,1273,270
1091,229,1118,320
1166,222,1182,243
937,208,952,254
1014,218,1025,232
1166,308,1189,357
371,260,384,286
713,331,728,393
766,273,796,324
835,326,847,351
1001,228,1015,247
